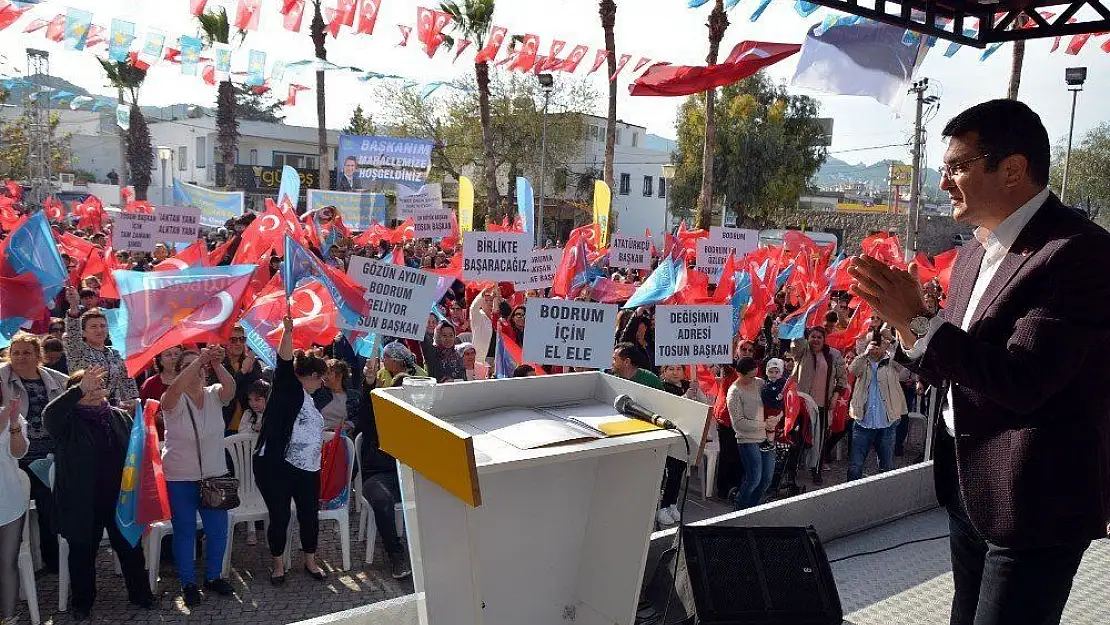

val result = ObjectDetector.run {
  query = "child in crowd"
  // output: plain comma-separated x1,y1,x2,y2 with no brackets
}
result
239,379,271,545
760,359,788,452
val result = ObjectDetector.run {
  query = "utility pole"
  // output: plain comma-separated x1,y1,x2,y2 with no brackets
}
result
1061,67,1087,205
905,78,931,260
537,73,554,247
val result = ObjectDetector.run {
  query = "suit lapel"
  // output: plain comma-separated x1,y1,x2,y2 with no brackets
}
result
944,242,984,329
965,197,1060,329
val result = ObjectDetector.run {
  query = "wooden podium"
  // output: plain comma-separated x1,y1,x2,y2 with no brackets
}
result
371,372,710,625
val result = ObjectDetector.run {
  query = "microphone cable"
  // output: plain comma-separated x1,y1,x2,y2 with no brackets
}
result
660,423,692,625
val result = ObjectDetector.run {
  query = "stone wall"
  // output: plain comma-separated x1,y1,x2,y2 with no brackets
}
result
750,211,971,257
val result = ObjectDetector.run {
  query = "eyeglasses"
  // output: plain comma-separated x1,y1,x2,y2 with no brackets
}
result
228,336,246,344
939,153,990,179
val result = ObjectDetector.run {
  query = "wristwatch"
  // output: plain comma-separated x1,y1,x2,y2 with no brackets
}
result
908,314,933,339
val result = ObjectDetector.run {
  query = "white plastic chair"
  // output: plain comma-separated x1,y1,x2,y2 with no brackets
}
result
144,516,203,594
353,433,404,564
699,438,720,500
283,432,355,571
16,472,40,624
221,433,267,577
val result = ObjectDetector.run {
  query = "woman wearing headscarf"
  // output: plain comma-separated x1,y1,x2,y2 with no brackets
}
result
44,367,155,620
455,343,490,381
421,318,465,382
376,342,427,388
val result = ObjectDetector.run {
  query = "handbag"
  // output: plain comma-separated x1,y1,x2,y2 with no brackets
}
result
185,398,240,510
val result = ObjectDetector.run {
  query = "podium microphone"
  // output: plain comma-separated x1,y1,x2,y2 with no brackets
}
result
614,394,678,430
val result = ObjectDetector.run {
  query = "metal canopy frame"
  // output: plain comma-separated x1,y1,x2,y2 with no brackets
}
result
799,0,1110,47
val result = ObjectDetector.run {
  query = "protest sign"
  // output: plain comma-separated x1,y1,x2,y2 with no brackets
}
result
695,239,737,284
396,183,443,219
462,231,531,283
708,226,759,256
307,189,387,230
341,255,440,340
337,134,434,191
515,248,559,290
654,305,733,365
153,205,202,244
112,212,158,252
522,298,617,369
412,208,455,239
609,233,652,271
172,179,244,227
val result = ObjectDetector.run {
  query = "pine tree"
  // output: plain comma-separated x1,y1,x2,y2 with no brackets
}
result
234,83,286,123
343,105,376,136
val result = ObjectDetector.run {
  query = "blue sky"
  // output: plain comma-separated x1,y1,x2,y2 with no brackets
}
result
1,0,1106,170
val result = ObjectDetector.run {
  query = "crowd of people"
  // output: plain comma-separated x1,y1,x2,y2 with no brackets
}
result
0,188,946,624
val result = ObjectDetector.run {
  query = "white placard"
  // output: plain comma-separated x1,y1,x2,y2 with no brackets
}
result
654,305,733,365
522,298,617,369
695,239,737,284
153,205,202,244
341,255,441,340
609,234,652,271
112,212,159,252
412,208,455,238
709,227,760,255
515,248,559,290
395,183,443,219
462,231,531,283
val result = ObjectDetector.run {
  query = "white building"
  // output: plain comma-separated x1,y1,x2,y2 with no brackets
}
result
147,117,341,209
561,114,672,240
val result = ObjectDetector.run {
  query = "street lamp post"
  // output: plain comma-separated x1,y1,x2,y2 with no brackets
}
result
537,73,554,247
1061,67,1086,205
157,146,173,205
661,163,676,234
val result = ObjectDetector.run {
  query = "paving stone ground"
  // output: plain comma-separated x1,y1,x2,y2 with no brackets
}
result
14,520,413,625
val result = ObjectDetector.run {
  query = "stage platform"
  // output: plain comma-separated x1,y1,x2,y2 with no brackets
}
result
826,507,1110,625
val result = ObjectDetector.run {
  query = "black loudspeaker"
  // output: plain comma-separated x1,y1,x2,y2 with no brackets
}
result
682,525,842,625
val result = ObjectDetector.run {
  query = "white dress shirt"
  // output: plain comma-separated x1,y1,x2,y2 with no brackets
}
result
903,187,1050,435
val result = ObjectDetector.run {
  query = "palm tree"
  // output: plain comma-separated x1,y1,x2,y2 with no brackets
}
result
599,0,617,190
196,6,244,191
99,60,152,200
695,0,728,229
310,0,330,189
441,0,500,216
1006,14,1028,100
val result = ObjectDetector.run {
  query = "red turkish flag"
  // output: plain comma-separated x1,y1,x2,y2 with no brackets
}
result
44,14,65,41
631,41,801,96
336,0,357,27
475,26,507,63
357,0,380,34
416,7,453,58
202,64,216,86
633,57,652,72
235,0,261,31
21,17,48,33
453,38,472,61
42,196,65,222
555,45,589,72
1065,33,1092,54
589,49,608,73
189,0,208,16
282,0,305,31
0,2,28,32
154,239,209,271
396,24,411,46
285,83,309,106
779,377,802,442
509,34,540,72
547,40,566,61
609,53,631,81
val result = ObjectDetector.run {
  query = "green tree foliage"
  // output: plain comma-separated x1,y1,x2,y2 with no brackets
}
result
196,5,245,190
671,73,827,227
373,73,597,224
343,105,377,135
1051,122,1110,223
0,113,73,180
99,59,153,199
234,83,286,122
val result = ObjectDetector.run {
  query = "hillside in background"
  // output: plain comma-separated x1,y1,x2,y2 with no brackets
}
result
816,155,945,201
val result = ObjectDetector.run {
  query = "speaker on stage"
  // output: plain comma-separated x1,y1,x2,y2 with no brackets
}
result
681,525,842,625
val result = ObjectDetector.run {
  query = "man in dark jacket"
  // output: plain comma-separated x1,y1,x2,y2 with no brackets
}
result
44,366,155,619
850,99,1110,625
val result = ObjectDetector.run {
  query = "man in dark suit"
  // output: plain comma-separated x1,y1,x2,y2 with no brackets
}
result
848,99,1110,625
337,155,359,191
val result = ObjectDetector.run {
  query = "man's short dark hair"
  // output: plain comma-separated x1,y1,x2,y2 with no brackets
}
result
344,155,358,164
942,99,1050,187
79,288,97,299
613,341,642,363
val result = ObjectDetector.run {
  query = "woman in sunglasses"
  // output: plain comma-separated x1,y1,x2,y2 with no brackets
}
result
220,326,267,434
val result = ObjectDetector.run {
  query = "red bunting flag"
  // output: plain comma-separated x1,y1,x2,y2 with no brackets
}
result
189,0,208,16
554,44,589,72
589,48,608,73
475,25,507,63
1102,36,1110,53
631,41,801,97
357,0,380,34
285,83,309,106
337,0,357,26
235,0,261,31
453,38,472,61
416,7,453,57
202,64,216,85
509,34,540,72
1066,33,1093,55
633,56,652,72
609,53,632,81
0,2,28,32
547,40,566,62
44,14,65,41
282,0,305,31
397,24,411,46
22,17,49,33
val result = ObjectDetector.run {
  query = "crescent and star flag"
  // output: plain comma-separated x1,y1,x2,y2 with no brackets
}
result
416,7,452,57
233,198,303,264
240,275,338,368
106,265,257,376
116,399,171,547
357,0,380,35
283,234,368,326
474,26,507,63
630,41,801,96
